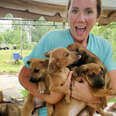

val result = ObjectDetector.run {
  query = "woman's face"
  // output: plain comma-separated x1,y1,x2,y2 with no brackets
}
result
68,0,99,43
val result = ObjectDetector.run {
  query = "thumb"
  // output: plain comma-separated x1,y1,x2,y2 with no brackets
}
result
65,71,73,87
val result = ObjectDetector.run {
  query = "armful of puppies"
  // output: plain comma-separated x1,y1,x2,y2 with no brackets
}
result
18,66,101,105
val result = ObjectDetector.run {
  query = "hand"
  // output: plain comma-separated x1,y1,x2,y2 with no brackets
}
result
71,79,100,104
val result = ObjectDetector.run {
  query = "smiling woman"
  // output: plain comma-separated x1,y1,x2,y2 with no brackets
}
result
18,0,116,116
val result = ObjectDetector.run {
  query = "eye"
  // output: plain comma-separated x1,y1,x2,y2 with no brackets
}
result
71,8,79,14
88,73,96,78
86,9,93,14
34,69,39,73
64,53,69,57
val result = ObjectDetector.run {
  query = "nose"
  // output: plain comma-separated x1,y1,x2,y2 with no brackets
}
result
76,13,86,23
93,80,105,88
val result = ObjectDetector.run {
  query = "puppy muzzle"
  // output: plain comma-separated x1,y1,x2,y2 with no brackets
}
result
29,77,45,83
93,80,105,88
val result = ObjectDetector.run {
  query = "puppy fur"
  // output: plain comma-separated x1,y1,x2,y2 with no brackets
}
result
45,47,82,116
67,43,116,116
21,58,49,116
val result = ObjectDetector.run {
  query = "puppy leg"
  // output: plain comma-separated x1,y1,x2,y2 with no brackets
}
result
96,108,113,116
93,89,116,97
38,82,46,94
46,103,54,116
88,104,113,116
21,93,34,116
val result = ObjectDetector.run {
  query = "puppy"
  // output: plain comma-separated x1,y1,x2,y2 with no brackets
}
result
45,47,81,116
72,63,116,116
67,43,116,116
0,90,21,116
67,42,103,67
21,58,49,116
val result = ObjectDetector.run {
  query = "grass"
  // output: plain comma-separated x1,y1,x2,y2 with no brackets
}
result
0,49,31,73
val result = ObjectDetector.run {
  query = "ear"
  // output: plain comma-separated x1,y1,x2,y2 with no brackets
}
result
79,64,89,73
26,58,35,65
45,51,50,57
48,59,59,73
27,60,32,65
101,66,107,77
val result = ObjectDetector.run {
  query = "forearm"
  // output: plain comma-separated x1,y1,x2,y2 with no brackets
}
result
18,66,63,104
106,70,116,101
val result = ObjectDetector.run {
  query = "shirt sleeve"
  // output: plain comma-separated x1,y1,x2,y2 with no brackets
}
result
103,41,116,71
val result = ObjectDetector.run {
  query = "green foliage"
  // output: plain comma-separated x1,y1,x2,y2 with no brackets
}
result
20,90,28,99
0,50,31,72
92,22,116,61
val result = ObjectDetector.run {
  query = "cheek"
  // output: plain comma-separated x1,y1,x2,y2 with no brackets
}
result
68,14,76,26
87,16,97,27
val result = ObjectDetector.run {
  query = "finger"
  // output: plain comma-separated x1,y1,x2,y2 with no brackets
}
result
66,71,73,83
64,71,73,87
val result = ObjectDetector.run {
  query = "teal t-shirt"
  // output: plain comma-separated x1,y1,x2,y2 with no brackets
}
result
24,28,116,71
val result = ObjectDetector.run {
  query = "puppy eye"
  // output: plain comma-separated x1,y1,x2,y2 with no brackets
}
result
64,53,69,57
34,69,39,73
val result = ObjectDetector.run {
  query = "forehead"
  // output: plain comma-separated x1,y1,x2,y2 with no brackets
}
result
70,0,97,9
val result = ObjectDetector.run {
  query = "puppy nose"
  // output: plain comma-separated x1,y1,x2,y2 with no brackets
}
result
93,80,104,88
29,77,37,83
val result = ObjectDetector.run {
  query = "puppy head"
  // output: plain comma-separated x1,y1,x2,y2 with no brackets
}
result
45,48,81,73
67,43,90,65
27,58,48,83
78,63,106,88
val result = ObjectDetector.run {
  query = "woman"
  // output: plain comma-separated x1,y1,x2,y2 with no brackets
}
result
19,0,116,115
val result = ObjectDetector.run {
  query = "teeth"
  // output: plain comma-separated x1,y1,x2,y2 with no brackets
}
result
76,26,86,29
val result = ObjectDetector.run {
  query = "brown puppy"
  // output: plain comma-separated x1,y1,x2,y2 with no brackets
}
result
73,63,116,116
45,47,81,116
21,58,49,116
0,90,21,116
67,42,103,67
67,43,116,116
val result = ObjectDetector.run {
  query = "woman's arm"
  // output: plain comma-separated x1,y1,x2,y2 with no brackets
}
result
18,66,64,104
107,70,116,101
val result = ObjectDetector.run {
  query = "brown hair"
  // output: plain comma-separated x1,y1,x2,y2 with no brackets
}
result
67,0,102,18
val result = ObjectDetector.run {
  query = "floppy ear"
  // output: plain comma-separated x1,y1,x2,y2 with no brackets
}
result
101,66,107,77
48,59,59,73
26,58,35,65
45,51,51,57
79,64,89,74
27,60,32,65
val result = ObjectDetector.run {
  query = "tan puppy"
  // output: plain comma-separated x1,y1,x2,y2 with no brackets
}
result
0,90,21,116
21,58,49,116
45,47,82,116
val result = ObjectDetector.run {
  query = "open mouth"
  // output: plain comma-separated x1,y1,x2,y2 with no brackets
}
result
75,26,86,35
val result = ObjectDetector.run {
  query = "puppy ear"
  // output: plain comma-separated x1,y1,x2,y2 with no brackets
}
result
27,60,32,65
27,58,35,64
48,59,59,73
101,66,107,77
45,51,50,57
79,64,89,74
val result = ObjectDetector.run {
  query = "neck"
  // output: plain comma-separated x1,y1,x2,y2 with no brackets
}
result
75,39,88,48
